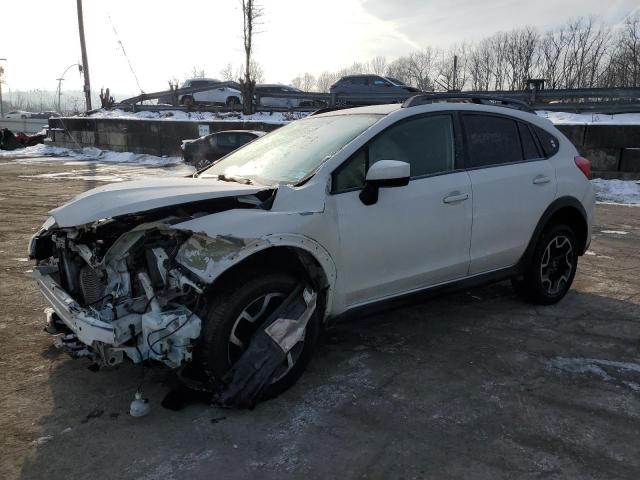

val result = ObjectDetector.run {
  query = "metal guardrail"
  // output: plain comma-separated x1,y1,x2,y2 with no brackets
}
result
116,85,640,114
0,118,49,134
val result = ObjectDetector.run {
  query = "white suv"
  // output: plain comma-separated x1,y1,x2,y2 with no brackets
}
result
29,95,594,405
179,78,242,107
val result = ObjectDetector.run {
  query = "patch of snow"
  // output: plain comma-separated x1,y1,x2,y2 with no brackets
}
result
549,357,640,390
86,108,304,124
31,435,54,446
591,178,640,205
600,230,629,235
0,143,182,167
537,110,640,125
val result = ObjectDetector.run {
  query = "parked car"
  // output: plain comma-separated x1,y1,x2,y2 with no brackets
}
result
255,84,317,108
181,130,266,170
178,78,243,107
4,110,34,119
29,95,594,406
30,111,60,119
330,74,421,104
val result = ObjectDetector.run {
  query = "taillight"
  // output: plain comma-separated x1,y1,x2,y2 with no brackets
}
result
574,156,591,178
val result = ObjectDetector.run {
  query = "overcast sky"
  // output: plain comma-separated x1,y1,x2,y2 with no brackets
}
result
1,0,638,96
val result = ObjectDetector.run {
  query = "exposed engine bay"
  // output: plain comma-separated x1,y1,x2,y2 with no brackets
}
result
30,190,275,369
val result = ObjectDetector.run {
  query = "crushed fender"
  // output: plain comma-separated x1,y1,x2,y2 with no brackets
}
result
161,285,317,410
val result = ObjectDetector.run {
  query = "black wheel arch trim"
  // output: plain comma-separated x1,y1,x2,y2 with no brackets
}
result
517,196,589,272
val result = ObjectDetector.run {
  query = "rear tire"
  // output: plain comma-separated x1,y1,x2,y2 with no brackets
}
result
195,270,320,401
181,95,194,107
226,96,241,107
515,224,578,305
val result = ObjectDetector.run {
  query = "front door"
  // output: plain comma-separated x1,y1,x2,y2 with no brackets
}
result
329,113,473,307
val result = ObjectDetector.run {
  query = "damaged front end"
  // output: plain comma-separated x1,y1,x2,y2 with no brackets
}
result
29,191,277,370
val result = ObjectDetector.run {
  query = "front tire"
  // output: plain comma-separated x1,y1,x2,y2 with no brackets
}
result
195,271,320,401
515,224,578,305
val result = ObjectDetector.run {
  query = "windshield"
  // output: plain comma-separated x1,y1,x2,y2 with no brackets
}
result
200,114,382,185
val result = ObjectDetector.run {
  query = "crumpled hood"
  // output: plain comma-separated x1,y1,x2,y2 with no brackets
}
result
50,177,266,227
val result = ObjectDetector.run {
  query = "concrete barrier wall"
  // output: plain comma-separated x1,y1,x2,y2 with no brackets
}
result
556,125,640,179
47,117,639,178
48,117,282,157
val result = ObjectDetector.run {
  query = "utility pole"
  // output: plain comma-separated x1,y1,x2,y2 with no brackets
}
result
57,78,63,113
0,58,6,119
76,0,91,111
452,55,458,92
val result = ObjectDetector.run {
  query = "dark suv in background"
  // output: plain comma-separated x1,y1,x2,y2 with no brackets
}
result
330,74,421,105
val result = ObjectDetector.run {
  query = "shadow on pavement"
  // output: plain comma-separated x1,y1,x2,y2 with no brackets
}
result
18,282,640,480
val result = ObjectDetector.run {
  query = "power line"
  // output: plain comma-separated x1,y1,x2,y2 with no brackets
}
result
107,13,144,94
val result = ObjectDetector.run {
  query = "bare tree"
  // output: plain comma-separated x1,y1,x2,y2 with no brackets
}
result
437,44,470,91
220,63,235,81
316,71,339,92
407,48,438,91
188,66,207,79
239,0,263,114
337,62,368,77
249,59,265,84
369,56,388,76
468,39,495,90
602,14,640,87
386,57,412,86
292,72,316,91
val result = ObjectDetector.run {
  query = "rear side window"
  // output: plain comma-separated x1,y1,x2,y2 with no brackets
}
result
534,126,560,157
349,76,368,85
463,114,522,167
518,122,541,160
216,133,238,147
370,76,390,86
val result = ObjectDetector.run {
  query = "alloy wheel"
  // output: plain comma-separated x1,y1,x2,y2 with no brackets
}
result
539,235,574,296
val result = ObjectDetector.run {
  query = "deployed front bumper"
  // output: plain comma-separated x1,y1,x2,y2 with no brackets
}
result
32,266,117,346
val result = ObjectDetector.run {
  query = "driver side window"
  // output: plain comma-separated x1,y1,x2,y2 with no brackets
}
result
332,114,455,193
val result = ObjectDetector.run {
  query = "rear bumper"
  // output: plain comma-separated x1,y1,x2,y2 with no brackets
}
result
32,266,116,346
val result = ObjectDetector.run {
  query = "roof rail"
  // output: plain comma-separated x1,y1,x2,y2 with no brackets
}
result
402,93,534,112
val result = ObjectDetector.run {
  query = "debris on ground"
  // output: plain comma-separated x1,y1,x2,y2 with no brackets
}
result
0,128,45,150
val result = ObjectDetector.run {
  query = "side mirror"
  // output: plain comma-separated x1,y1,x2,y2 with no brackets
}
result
359,160,410,205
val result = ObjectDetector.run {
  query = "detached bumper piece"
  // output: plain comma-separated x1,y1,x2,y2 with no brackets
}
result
220,285,316,409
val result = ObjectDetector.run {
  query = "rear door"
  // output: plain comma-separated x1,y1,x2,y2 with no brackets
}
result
192,81,214,103
462,113,556,274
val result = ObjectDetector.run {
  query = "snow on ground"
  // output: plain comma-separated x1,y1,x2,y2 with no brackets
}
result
549,356,640,391
536,110,640,125
592,178,640,205
87,108,306,124
0,143,181,166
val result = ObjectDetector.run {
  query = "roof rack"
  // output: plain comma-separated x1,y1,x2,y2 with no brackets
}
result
402,93,534,112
